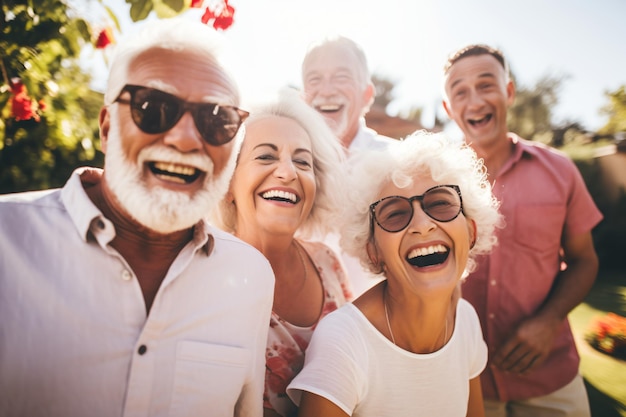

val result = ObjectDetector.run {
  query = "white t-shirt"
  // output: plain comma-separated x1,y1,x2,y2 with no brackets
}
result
287,299,487,417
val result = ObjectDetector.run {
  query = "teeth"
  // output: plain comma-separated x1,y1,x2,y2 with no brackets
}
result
469,114,491,125
153,162,196,176
155,173,186,184
318,104,340,111
408,244,447,259
261,190,297,203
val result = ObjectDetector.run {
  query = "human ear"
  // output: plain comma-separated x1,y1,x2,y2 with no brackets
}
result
99,106,110,154
362,82,375,111
366,239,384,273
442,99,452,118
506,80,516,107
468,219,477,249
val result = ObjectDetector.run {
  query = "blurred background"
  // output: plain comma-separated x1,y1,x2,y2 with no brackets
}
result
1,1,624,415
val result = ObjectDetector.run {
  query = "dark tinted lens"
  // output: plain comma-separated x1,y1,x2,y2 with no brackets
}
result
130,88,182,134
375,197,413,232
195,105,242,146
422,187,461,221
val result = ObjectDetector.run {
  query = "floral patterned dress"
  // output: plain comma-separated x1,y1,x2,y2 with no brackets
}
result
263,240,353,417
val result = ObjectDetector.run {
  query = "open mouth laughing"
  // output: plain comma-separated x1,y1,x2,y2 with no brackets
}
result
315,104,343,114
468,114,492,127
148,161,203,184
406,244,450,268
260,189,299,204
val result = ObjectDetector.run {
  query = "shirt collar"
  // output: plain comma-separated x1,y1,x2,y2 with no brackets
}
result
60,167,214,256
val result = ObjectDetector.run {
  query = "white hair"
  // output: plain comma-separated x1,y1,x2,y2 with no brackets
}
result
104,17,240,106
339,130,503,274
302,35,371,90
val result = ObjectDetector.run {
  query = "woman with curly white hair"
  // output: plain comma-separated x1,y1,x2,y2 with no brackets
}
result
287,131,502,417
212,88,353,417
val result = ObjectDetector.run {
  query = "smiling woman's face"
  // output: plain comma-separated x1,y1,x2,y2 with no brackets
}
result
369,174,475,295
229,115,317,239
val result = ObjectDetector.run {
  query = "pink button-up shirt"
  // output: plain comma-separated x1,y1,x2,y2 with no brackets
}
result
462,135,603,401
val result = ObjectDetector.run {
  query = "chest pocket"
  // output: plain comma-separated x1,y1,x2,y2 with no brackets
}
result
169,341,250,416
512,204,566,252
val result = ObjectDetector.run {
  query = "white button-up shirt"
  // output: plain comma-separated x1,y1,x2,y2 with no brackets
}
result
0,168,275,417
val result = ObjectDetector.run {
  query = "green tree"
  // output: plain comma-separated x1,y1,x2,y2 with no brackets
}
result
508,74,564,142
0,0,104,193
598,85,626,135
372,74,396,110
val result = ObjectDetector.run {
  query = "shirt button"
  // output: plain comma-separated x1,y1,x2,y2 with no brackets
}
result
489,313,495,319
490,280,497,286
138,345,147,355
121,270,132,281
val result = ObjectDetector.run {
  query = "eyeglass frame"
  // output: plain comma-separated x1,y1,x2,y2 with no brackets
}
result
369,184,464,234
113,84,249,147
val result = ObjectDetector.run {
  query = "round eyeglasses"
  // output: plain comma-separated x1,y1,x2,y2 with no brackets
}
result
369,184,464,233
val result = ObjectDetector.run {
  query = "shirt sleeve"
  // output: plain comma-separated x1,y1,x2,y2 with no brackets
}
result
563,158,603,238
286,307,366,415
463,300,488,379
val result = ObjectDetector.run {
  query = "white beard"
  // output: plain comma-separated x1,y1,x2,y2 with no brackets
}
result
309,99,349,143
103,116,237,234
327,113,349,142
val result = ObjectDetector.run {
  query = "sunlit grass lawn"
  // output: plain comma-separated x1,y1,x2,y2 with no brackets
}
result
569,269,626,417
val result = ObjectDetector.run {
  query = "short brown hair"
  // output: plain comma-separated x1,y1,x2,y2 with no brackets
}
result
444,44,508,76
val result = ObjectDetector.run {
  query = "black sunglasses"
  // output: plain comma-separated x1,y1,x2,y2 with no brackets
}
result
114,84,249,147
370,184,463,233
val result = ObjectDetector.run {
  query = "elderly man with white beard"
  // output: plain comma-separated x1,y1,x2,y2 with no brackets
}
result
0,18,275,417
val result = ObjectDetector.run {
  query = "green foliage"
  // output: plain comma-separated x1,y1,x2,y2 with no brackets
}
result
508,74,564,141
1,0,104,193
126,0,189,22
372,74,396,110
599,85,626,135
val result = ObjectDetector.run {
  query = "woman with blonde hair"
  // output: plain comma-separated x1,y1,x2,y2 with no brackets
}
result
213,88,353,417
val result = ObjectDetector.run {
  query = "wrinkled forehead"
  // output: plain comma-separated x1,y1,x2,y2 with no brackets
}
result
105,47,240,105
302,44,367,83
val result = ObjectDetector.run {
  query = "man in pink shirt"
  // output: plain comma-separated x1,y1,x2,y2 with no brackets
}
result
442,44,603,417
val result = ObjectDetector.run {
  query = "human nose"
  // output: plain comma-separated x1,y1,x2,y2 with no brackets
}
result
467,89,486,110
273,157,297,181
162,111,204,152
316,78,337,96
407,200,437,234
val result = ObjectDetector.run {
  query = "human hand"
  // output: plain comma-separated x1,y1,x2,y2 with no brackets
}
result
492,315,561,374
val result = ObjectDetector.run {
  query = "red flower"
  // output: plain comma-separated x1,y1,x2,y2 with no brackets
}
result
95,28,114,49
201,0,236,31
586,313,626,358
9,78,40,122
